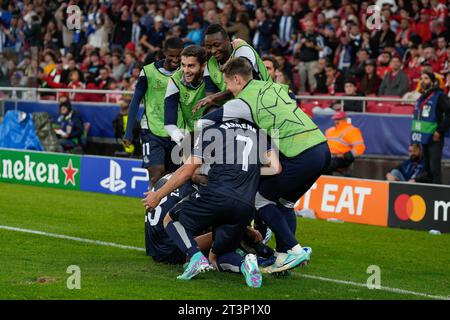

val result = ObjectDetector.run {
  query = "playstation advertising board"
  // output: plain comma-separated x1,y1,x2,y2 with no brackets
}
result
388,182,450,233
80,155,149,197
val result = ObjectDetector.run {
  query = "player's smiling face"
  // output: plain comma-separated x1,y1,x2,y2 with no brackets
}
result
205,32,232,64
181,56,204,84
164,48,183,71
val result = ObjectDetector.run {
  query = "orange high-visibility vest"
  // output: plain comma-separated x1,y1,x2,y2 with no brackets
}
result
325,121,366,156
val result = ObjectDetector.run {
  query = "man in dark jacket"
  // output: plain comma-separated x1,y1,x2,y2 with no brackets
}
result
411,71,450,184
386,142,426,182
252,8,274,55
54,99,84,152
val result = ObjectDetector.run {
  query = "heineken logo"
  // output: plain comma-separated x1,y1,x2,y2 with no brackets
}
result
0,151,80,188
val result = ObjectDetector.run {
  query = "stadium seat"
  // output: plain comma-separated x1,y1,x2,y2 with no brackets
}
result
391,104,414,115
366,103,391,114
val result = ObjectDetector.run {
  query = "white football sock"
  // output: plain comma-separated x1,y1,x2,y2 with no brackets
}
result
288,244,303,254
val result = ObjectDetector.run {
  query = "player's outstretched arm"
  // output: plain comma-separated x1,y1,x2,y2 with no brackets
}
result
143,156,202,209
192,90,233,114
260,150,282,176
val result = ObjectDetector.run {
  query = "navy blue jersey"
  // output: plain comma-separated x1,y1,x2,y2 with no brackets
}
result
145,174,196,258
192,119,267,206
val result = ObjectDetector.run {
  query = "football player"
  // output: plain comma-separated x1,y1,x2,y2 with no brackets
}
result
198,58,331,273
144,107,280,288
123,37,185,189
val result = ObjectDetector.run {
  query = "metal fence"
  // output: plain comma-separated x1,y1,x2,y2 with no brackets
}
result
0,86,418,114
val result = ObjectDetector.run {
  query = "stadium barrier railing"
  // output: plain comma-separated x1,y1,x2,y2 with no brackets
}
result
0,86,418,113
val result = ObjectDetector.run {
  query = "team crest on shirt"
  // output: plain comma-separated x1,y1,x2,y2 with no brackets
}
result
154,79,164,90
183,92,191,102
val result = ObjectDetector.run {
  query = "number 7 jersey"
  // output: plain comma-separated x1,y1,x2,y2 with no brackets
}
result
192,119,270,207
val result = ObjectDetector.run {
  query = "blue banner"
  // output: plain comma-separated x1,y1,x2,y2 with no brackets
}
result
4,101,143,139
313,113,450,159
80,155,149,197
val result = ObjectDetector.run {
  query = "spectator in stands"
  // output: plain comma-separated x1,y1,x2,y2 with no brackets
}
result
379,56,410,96
297,19,323,92
359,59,381,95
54,98,84,153
416,62,446,92
350,48,370,79
313,58,327,94
111,53,127,81
225,12,251,44
411,71,450,184
376,51,392,79
386,142,426,183
67,70,86,102
319,63,345,95
324,111,366,175
334,33,357,72
415,9,432,43
87,51,103,79
251,8,273,55
341,78,364,112
183,18,204,46
372,20,396,55
107,4,132,51
275,3,295,54
140,15,166,53
130,12,144,47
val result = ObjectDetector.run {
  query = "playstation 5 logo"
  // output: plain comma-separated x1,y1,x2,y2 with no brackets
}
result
100,160,126,192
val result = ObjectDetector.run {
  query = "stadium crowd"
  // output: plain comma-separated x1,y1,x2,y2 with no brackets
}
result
0,0,450,102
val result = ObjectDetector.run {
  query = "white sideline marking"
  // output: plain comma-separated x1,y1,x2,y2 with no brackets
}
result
295,274,450,300
0,225,145,252
1,224,449,300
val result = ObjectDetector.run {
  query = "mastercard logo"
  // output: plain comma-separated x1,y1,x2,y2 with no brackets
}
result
394,194,427,222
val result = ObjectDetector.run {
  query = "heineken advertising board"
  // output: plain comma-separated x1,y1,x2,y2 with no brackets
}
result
0,148,81,190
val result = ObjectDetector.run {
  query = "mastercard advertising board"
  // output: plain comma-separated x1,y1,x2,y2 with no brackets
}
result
296,176,389,227
388,182,450,233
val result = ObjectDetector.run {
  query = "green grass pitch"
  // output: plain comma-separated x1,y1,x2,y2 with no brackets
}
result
0,182,449,300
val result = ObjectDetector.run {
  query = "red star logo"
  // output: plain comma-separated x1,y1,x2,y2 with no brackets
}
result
62,159,78,186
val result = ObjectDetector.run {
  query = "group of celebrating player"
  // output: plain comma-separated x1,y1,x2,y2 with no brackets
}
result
122,24,331,288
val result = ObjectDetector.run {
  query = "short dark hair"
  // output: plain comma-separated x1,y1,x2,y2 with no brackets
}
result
222,57,253,80
205,23,228,39
181,45,207,65
261,55,279,70
164,37,184,51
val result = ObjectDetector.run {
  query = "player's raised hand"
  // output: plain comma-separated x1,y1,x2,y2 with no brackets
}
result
193,96,214,114
231,38,246,49
142,191,162,210
123,138,131,147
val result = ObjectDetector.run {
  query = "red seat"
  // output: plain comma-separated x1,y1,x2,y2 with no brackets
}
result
391,104,414,114
366,103,391,113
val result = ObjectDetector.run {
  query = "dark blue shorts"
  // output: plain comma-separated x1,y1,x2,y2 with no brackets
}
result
258,141,331,204
169,191,254,255
140,129,180,172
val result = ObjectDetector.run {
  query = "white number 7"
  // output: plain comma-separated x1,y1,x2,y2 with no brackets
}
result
237,135,253,171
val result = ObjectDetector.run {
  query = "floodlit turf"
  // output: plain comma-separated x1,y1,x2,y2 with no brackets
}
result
0,182,449,300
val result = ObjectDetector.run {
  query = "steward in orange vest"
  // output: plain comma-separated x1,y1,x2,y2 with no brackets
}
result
324,111,366,175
